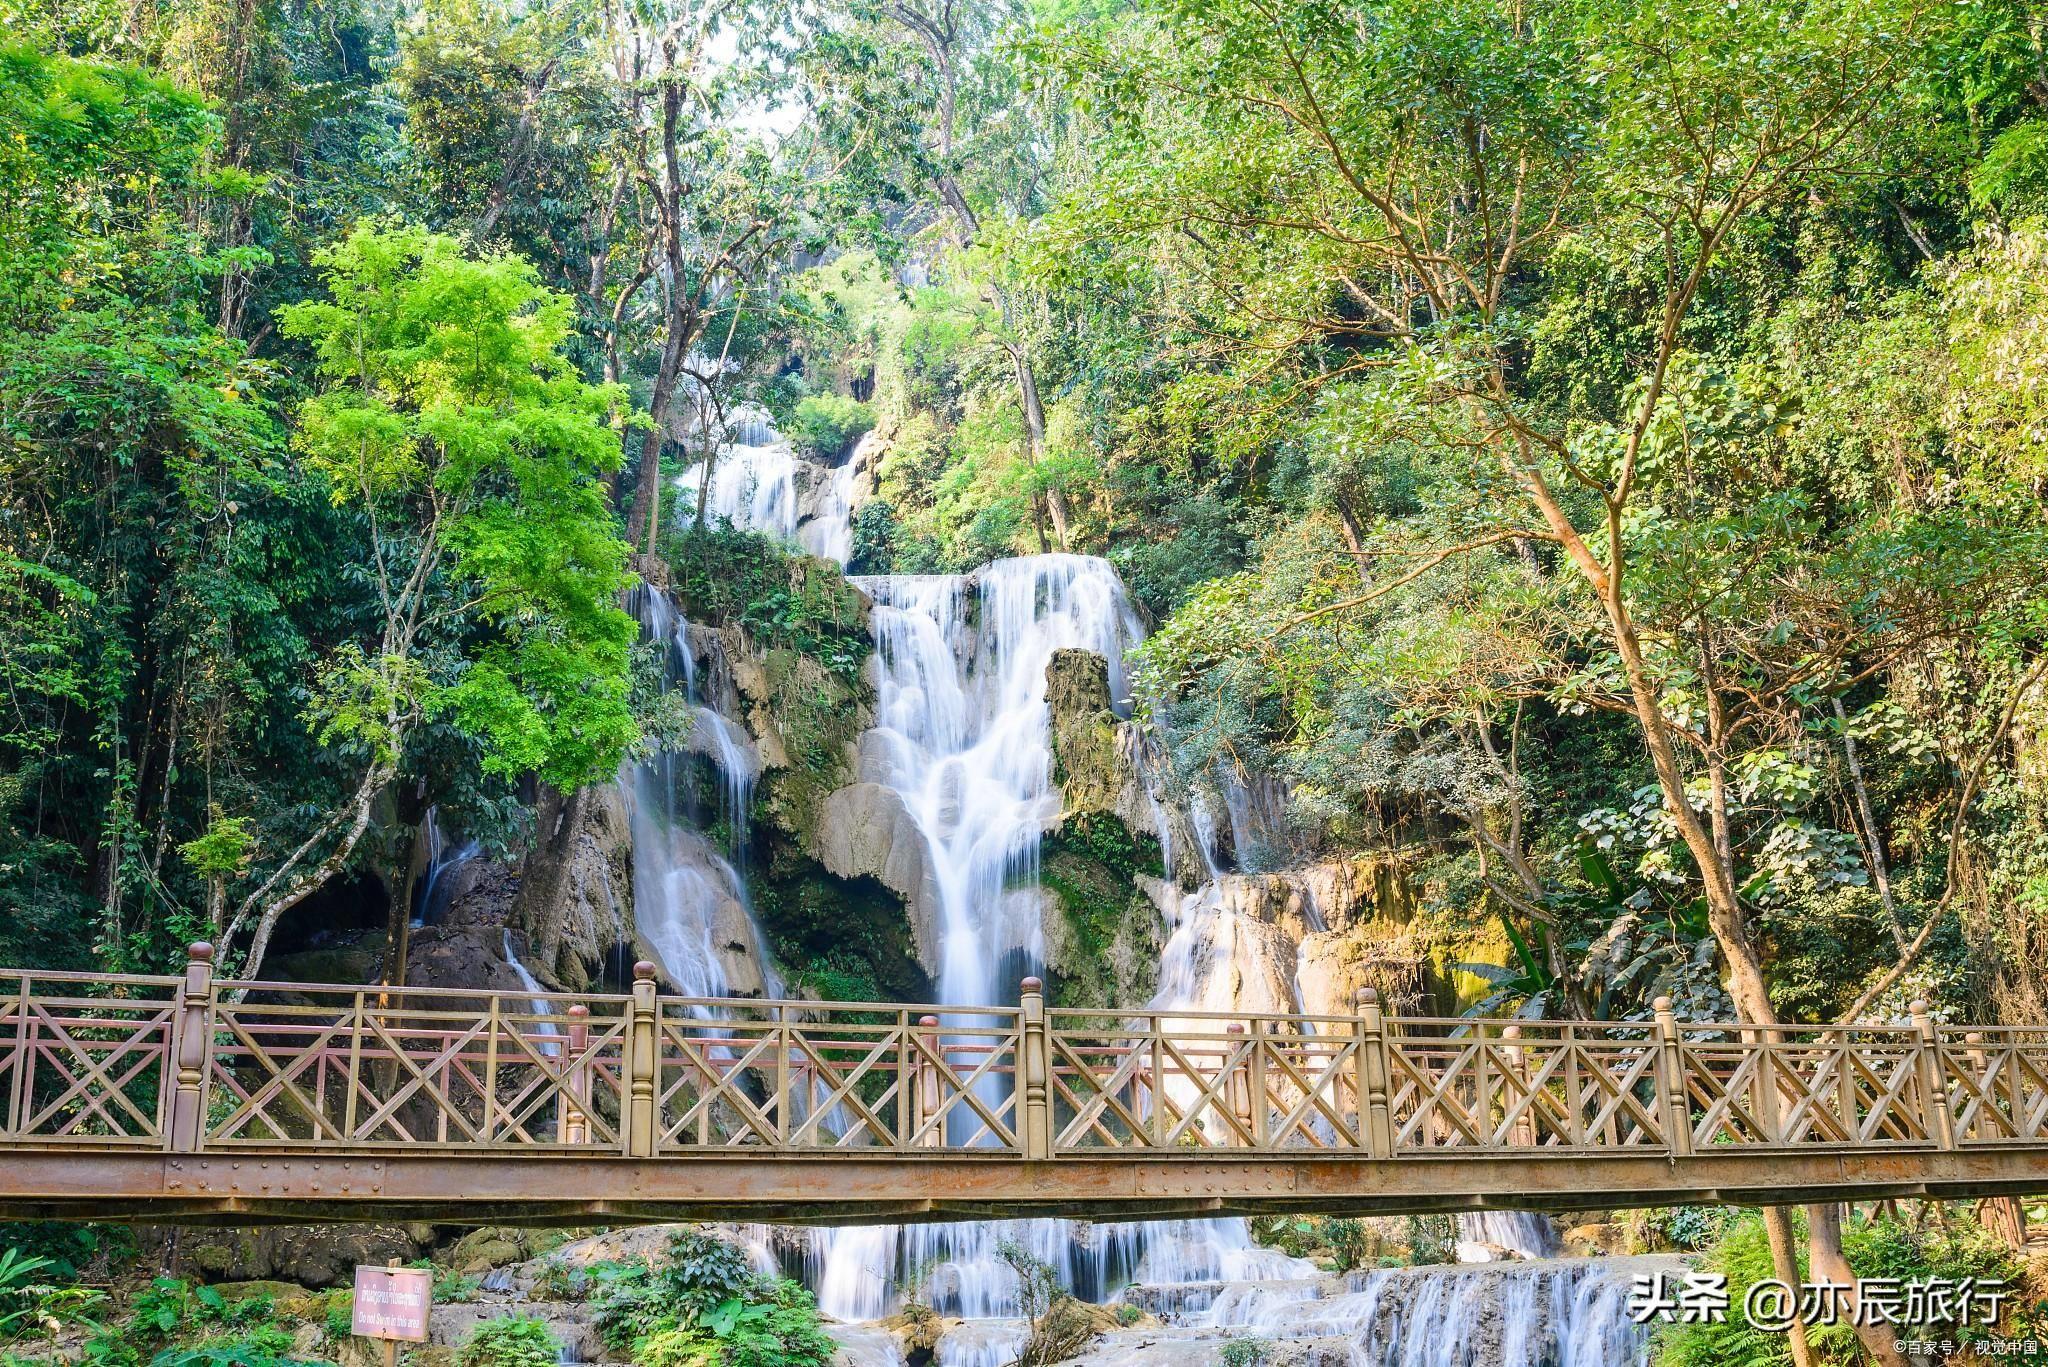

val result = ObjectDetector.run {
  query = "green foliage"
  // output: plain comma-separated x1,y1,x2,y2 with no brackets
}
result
783,394,874,462
320,1295,351,1345
664,526,868,684
588,1233,831,1367
0,1250,55,1337
1656,1211,2044,1365
453,1317,557,1367
280,221,638,791
846,500,899,576
148,1346,326,1367
1249,1217,1374,1273
1402,1216,1457,1268
1218,1337,1271,1367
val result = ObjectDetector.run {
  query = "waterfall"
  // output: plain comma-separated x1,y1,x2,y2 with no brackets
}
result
677,404,863,565
812,555,1168,1319
679,409,800,541
852,559,1143,1006
626,587,781,1003
1191,1260,1661,1367
650,402,1620,1364
413,807,479,928
501,928,561,1061
1456,1211,1562,1262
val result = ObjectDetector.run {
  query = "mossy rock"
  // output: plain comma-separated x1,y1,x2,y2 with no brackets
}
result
1039,814,1165,1009
211,1279,324,1319
751,835,931,1004
1045,649,1123,818
448,1231,525,1275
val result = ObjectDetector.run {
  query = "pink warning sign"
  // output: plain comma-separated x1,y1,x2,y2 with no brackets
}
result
352,1265,432,1342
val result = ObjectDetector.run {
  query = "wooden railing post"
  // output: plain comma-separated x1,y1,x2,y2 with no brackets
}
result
1224,1023,1249,1144
914,1015,943,1148
626,961,658,1158
1248,1018,1269,1147
1019,977,1051,1159
1356,988,1394,1159
562,1004,590,1145
167,942,215,1152
1501,1024,1529,1147
1910,1000,1951,1148
1653,996,1692,1158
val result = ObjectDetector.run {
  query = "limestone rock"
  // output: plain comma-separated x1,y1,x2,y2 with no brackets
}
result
1046,648,1123,818
1563,1222,1631,1257
157,1224,423,1289
812,782,941,969
512,783,633,992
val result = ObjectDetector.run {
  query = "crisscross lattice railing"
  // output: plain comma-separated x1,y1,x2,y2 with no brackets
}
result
4,946,2047,1167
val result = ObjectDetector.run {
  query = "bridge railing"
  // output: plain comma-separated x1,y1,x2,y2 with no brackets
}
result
5,945,2048,1159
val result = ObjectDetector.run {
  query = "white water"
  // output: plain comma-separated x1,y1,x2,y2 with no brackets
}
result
413,807,479,927
626,588,781,1003
679,405,861,563
501,929,561,1061
653,403,1640,1367
1184,1260,1657,1367
851,559,1143,1007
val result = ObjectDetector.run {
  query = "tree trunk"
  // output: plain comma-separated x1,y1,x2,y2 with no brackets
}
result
1332,492,1371,586
1978,1196,2029,1249
627,325,687,573
1763,1207,1817,1367
1835,696,1909,951
1009,341,1070,550
1808,1203,1911,1367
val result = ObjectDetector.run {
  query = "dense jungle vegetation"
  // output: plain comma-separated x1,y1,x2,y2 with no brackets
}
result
3,0,2048,1361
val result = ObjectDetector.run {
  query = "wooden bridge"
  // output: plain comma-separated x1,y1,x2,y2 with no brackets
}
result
5,945,2048,1227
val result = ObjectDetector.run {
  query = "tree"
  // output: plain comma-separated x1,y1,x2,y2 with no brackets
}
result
237,221,639,980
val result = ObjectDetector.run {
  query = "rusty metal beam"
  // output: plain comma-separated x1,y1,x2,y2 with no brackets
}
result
1,1147,2043,1226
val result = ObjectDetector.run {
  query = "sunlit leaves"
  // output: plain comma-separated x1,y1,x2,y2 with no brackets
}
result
281,222,638,790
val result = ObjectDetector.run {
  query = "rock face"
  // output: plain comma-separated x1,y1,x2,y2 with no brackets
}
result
513,783,633,991
154,1224,425,1288
810,782,942,968
1047,648,1124,819
1140,855,1454,1018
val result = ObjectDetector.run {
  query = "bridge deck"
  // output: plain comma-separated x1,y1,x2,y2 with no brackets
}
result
5,947,2047,1223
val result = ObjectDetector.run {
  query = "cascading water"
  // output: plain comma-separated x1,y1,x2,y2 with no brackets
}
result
501,928,561,1061
1186,1259,1660,1367
626,587,780,1003
814,555,1173,1319
679,405,863,565
650,400,1644,1367
413,807,479,928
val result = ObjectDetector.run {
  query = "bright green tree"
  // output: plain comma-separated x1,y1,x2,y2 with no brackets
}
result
218,222,638,979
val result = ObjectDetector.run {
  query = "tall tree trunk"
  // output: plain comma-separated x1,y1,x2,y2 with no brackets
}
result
1835,696,1909,951
1009,341,1070,550
1763,1209,1817,1367
1332,492,1371,586
1808,1203,1911,1367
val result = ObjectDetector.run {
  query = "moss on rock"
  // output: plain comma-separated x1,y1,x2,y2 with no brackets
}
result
749,834,933,1005
1039,813,1165,1008
1045,648,1123,819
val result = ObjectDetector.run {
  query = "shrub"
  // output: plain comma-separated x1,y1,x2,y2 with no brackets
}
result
453,1316,559,1367
847,500,897,575
784,395,873,461
320,1293,351,1344
1219,1337,1272,1367
589,1233,832,1367
1402,1215,1456,1267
